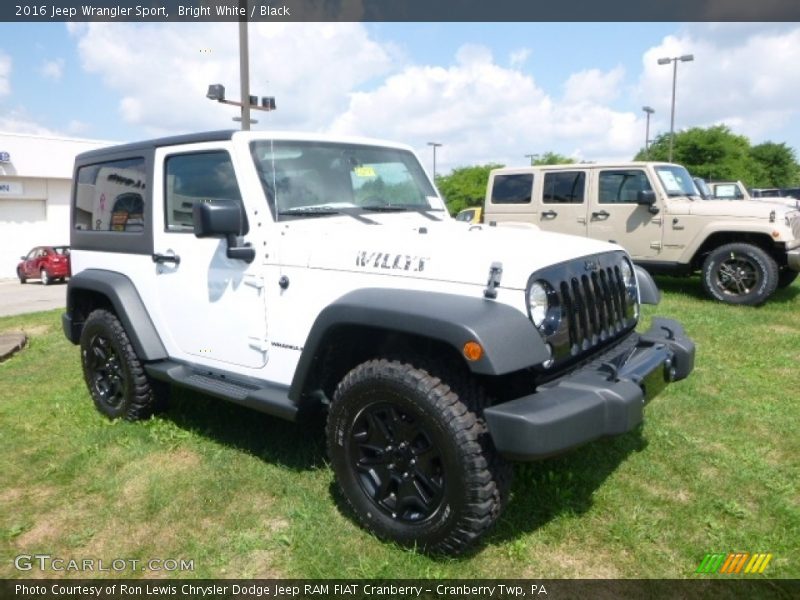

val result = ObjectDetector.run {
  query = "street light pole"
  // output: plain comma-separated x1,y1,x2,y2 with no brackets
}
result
642,106,654,158
238,1,251,131
427,142,442,179
657,54,694,162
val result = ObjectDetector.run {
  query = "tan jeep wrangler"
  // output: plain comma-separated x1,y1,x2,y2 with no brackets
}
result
483,162,800,305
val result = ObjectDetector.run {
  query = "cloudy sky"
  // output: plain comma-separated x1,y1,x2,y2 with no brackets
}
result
1,21,799,174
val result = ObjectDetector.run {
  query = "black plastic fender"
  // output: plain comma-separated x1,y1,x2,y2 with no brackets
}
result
635,265,661,305
64,269,167,361
289,288,549,401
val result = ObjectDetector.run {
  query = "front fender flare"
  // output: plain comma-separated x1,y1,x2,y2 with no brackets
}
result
288,288,549,401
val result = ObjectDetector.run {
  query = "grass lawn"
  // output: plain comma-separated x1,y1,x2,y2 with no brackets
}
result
1,277,798,579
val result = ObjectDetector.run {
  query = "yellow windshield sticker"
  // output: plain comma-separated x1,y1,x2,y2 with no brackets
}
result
354,166,377,178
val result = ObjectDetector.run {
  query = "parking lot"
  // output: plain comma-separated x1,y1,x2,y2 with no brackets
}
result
0,278,67,317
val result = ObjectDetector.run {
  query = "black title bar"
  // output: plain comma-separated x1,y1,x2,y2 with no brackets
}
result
4,0,800,22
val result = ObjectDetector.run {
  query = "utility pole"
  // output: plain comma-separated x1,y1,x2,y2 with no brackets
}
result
642,106,654,158
238,0,251,131
427,142,442,179
657,54,694,162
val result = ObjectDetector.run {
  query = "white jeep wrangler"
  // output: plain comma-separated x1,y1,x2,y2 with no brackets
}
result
62,131,694,554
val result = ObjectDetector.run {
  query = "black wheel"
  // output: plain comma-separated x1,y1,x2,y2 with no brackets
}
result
701,243,778,305
80,309,167,420
17,268,26,284
40,269,50,286
777,269,798,289
327,359,509,555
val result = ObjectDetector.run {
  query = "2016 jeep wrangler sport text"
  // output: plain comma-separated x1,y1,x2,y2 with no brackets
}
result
63,131,694,554
484,162,800,305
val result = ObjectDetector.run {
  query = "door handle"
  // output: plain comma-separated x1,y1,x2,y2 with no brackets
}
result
541,210,557,219
591,210,610,220
152,252,181,265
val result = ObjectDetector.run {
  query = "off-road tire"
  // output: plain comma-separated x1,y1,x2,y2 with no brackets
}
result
777,269,798,289
701,243,778,305
327,359,508,555
40,269,50,286
80,309,166,420
17,268,26,284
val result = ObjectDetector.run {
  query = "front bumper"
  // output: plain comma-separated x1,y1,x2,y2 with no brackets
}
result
484,317,695,461
787,248,800,271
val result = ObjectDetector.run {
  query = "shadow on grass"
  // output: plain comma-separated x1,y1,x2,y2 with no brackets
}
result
653,274,800,304
162,387,654,557
485,428,648,548
325,425,648,559
163,388,328,472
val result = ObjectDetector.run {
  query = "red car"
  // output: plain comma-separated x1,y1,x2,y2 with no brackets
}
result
17,246,71,285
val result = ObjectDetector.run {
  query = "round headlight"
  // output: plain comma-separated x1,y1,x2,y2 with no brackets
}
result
527,281,549,328
621,258,635,289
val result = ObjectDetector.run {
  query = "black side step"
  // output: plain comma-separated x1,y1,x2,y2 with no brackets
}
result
145,361,298,422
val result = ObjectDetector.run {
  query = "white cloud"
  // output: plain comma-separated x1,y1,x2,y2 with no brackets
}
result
563,66,625,104
39,58,65,81
330,44,641,169
0,52,10,96
637,26,800,142
0,109,59,135
71,22,392,136
509,48,531,69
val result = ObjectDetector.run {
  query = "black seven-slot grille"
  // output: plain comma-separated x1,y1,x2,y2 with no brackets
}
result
530,250,637,366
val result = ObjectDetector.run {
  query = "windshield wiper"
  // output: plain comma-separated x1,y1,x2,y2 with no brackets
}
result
278,206,341,217
360,204,443,221
278,205,376,224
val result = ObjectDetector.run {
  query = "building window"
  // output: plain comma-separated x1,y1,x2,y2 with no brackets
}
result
164,151,243,232
74,158,146,231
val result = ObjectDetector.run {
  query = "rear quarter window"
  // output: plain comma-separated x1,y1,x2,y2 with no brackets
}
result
491,174,533,204
74,157,147,232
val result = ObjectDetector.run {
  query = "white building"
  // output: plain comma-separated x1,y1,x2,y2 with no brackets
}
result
0,132,111,279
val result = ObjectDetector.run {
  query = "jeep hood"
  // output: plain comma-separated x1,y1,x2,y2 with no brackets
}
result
688,199,798,219
274,217,618,290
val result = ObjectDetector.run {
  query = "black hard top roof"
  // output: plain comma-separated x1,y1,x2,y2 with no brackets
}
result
76,130,237,162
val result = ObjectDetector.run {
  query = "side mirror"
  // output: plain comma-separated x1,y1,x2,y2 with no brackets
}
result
193,200,247,238
637,190,660,214
636,190,657,206
192,201,255,263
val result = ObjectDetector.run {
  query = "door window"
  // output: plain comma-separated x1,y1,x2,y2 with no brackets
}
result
599,170,653,204
164,151,243,232
543,171,585,204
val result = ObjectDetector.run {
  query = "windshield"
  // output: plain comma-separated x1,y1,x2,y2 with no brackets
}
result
250,140,439,219
655,165,700,197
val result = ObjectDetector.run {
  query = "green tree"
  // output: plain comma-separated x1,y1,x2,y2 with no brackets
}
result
749,142,800,187
532,151,576,165
436,164,503,215
633,125,800,187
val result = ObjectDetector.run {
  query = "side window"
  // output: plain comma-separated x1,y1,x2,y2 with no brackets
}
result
599,170,653,204
74,158,147,231
164,151,242,232
491,174,533,204
543,171,585,204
